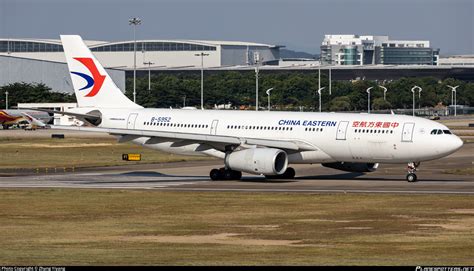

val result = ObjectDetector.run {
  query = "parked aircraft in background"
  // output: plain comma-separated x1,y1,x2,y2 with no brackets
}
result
0,109,51,129
31,35,463,182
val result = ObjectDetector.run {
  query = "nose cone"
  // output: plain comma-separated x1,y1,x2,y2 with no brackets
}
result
440,136,464,156
452,136,464,152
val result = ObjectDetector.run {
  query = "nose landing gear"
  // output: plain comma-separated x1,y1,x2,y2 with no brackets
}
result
406,162,420,182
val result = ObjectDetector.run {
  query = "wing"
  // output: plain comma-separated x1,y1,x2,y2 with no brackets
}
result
50,125,317,152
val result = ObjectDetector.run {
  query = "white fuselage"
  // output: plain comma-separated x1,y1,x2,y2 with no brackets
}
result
93,108,463,165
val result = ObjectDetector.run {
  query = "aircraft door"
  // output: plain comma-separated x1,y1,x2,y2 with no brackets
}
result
210,119,219,135
127,113,138,129
336,121,349,140
401,122,415,142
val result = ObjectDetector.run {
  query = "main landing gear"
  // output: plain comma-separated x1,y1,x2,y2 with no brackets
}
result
210,168,242,181
406,162,420,182
265,167,296,180
209,167,296,181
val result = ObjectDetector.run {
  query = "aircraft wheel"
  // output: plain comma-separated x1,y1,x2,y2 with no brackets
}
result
223,170,242,180
223,170,234,180
210,169,222,181
283,167,296,179
406,173,417,182
232,170,242,180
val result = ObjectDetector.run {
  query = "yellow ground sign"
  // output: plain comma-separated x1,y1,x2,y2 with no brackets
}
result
122,153,141,161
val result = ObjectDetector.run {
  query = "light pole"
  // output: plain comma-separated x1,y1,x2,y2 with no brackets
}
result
129,17,141,104
143,61,154,91
317,87,325,112
329,66,332,95
411,86,422,116
266,87,274,111
318,66,321,91
418,88,422,109
447,85,459,116
366,87,373,113
183,95,186,108
254,52,261,111
379,86,388,101
195,52,209,110
5,91,8,110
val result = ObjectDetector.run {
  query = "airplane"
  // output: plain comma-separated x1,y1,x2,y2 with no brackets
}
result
0,109,51,129
20,112,47,129
32,35,464,182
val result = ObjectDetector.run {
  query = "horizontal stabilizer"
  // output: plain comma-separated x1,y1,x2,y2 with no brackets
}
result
16,107,100,120
20,112,46,127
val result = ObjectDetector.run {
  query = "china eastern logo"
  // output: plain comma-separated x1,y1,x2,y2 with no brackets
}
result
70,57,106,97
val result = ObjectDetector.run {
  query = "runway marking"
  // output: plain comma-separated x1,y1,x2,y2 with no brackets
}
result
0,181,199,189
157,187,474,195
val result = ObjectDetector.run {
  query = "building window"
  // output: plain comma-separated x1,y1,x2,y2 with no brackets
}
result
91,41,217,52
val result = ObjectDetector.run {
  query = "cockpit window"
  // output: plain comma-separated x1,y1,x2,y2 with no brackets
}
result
431,129,450,135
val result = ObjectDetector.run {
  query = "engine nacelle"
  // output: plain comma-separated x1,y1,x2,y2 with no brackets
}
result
322,162,379,173
225,148,288,175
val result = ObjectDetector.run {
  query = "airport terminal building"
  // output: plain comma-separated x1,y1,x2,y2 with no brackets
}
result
320,35,440,66
0,38,281,69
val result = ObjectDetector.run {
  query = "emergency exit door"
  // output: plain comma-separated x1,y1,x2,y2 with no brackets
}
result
127,113,138,129
401,122,415,142
210,119,219,135
336,121,349,140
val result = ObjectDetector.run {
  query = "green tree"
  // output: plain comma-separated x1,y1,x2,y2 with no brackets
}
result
329,96,351,111
372,97,392,110
0,82,75,107
124,71,474,111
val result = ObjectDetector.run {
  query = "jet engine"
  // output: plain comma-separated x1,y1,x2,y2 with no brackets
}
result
225,148,288,175
322,162,379,173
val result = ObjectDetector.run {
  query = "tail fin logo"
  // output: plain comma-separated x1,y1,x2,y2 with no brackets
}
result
70,57,106,97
